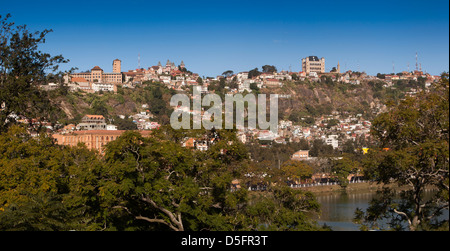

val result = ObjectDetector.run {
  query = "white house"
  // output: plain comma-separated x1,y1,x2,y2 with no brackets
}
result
107,124,118,130
325,135,339,149
92,82,115,92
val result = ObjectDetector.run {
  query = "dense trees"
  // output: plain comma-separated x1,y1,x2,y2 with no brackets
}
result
355,73,449,231
0,125,102,230
0,125,324,231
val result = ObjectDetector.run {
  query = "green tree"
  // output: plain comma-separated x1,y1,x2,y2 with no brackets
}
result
244,186,322,231
0,126,73,230
0,14,67,132
90,99,109,117
355,73,449,231
309,139,334,157
250,82,259,93
0,125,104,231
281,160,313,185
222,70,234,77
248,68,261,79
98,130,197,231
113,115,137,130
331,156,359,188
262,65,277,73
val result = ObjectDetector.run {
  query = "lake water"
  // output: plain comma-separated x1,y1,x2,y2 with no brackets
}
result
315,190,449,231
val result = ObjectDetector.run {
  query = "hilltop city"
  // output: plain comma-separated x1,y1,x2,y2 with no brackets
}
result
1,8,448,232
32,55,442,160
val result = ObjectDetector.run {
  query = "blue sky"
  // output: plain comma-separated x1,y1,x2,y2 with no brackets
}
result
2,0,449,76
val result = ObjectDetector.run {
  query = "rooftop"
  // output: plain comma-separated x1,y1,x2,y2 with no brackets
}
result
91,66,103,71
84,115,105,120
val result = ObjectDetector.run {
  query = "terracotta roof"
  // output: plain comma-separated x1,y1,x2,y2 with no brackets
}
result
84,115,105,120
67,130,152,136
91,66,103,71
71,77,88,82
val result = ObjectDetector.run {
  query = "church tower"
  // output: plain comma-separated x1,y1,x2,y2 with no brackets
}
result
337,61,340,73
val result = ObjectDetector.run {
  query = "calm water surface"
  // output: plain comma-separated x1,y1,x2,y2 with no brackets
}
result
315,190,449,231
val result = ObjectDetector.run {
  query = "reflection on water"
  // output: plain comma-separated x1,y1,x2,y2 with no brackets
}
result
315,190,449,231
316,191,374,231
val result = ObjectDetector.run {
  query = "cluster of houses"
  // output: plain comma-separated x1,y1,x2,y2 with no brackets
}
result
37,58,443,154
38,56,443,97
122,104,161,130
180,110,374,156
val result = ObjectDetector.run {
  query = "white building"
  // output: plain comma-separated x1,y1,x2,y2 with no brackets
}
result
325,135,339,149
302,56,325,74
92,82,115,92
107,124,118,130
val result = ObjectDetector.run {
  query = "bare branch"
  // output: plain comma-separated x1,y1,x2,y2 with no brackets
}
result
393,209,412,227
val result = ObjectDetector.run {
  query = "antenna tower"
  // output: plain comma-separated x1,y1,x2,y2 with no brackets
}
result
415,52,418,71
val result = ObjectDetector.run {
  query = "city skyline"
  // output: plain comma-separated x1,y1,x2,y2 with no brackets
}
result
2,0,449,77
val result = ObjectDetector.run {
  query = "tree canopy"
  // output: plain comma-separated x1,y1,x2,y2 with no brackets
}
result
0,14,67,132
0,125,325,231
355,73,449,231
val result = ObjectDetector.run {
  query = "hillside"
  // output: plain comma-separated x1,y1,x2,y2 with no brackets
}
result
259,79,396,123
49,83,175,126
48,78,419,128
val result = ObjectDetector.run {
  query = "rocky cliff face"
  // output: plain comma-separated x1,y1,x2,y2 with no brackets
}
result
260,80,386,121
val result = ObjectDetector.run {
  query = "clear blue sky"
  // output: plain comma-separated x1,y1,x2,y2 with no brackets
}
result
2,0,449,77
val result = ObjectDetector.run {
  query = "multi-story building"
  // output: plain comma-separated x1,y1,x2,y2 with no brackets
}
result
302,56,325,74
112,59,121,73
52,130,152,154
77,115,108,131
92,82,116,93
70,59,123,84
291,150,309,161
325,135,339,149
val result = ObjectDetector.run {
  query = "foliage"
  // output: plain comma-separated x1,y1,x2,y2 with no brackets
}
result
309,139,335,157
280,160,313,185
113,115,137,130
330,156,359,188
0,124,326,231
355,73,449,231
0,14,67,132
248,68,261,79
261,65,277,73
222,70,234,77
243,186,322,231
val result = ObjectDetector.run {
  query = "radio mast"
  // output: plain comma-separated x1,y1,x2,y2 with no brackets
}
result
138,54,141,69
415,52,418,71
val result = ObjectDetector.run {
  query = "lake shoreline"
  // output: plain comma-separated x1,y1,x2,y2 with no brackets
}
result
296,181,411,196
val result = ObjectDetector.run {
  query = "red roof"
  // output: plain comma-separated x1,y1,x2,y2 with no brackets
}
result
84,115,105,120
71,77,88,82
91,66,103,71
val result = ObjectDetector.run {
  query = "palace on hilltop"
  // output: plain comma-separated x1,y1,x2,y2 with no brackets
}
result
302,56,325,75
69,59,123,84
